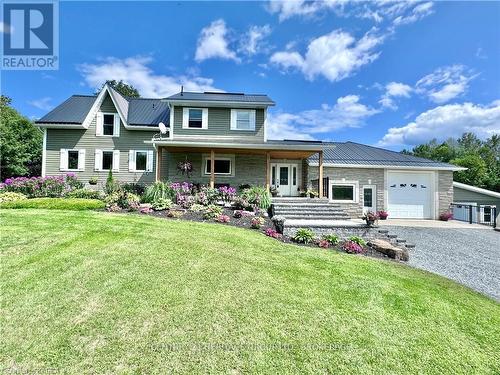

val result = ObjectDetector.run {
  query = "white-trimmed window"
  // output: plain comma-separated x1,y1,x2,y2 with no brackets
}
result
330,180,359,203
129,150,153,172
182,108,208,129
94,149,120,172
59,149,85,171
230,109,256,131
203,155,234,176
96,112,120,137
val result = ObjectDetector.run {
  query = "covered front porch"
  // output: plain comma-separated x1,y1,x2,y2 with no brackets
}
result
151,140,325,197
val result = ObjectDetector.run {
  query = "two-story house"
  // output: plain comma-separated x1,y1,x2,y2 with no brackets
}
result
36,83,463,219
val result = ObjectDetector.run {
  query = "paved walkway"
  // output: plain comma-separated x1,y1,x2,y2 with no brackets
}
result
380,219,490,229
380,225,500,301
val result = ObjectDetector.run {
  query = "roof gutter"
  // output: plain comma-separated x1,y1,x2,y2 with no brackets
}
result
146,140,323,152
35,123,86,129
308,162,466,171
162,99,275,108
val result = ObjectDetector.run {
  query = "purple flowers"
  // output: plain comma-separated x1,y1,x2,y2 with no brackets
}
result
218,186,236,202
264,228,282,239
170,182,193,194
0,174,80,198
342,240,364,254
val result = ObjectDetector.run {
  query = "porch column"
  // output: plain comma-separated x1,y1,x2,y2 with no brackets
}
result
318,151,324,198
155,146,162,182
210,149,215,188
265,152,271,192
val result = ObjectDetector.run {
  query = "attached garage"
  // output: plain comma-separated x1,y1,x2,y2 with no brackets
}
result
387,171,434,219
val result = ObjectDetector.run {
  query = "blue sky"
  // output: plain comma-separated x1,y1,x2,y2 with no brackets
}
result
2,0,499,150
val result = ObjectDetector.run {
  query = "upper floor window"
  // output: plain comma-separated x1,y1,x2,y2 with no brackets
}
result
231,109,256,131
96,112,120,137
182,108,208,129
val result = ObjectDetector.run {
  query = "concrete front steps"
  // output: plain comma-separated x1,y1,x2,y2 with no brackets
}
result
272,197,350,221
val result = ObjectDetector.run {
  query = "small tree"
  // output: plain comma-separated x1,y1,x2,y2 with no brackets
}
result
95,80,140,98
105,170,119,195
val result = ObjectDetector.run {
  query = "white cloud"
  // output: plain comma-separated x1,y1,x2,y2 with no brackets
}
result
267,95,379,140
267,0,344,22
195,19,239,63
378,101,500,147
416,65,477,104
78,56,218,98
239,25,272,56
379,81,413,109
28,97,53,111
392,2,434,26
270,29,384,82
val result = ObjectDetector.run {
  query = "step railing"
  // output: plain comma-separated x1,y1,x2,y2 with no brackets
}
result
310,177,329,198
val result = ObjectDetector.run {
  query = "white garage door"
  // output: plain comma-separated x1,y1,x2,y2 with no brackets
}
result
387,171,433,219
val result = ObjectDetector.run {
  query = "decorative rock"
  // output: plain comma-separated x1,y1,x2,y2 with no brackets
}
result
378,229,389,234
396,239,407,243
387,234,398,238
368,239,409,261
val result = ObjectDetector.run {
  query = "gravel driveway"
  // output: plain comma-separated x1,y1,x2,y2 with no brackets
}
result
383,226,500,301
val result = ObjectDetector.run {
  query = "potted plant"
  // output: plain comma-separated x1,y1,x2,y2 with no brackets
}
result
177,158,193,177
306,188,319,198
270,186,278,197
439,211,453,221
377,210,389,220
362,211,379,226
89,176,98,185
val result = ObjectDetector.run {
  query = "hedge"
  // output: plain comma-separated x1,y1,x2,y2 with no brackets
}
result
0,198,105,210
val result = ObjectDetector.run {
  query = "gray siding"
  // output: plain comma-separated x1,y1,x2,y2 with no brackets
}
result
307,166,385,218
161,151,266,187
172,106,265,141
45,93,157,185
453,186,500,208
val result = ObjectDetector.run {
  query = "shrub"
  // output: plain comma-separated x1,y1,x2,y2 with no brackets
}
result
105,191,140,211
264,228,282,239
348,236,366,246
242,186,271,210
233,196,252,211
195,186,219,206
322,234,339,245
318,239,330,249
439,211,453,221
342,240,364,254
189,203,206,212
0,174,80,198
65,189,102,200
105,170,120,195
0,198,104,210
176,193,195,209
0,192,27,203
143,181,175,203
216,214,230,223
122,182,146,196
233,210,255,218
66,173,84,190
203,205,223,220
151,198,173,211
251,217,265,229
293,228,315,244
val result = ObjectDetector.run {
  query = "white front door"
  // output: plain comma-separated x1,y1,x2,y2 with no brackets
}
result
271,163,298,196
362,186,376,214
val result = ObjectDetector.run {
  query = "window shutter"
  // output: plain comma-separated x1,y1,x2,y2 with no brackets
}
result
230,109,236,130
59,149,68,171
112,150,120,172
94,149,102,171
182,108,188,128
202,108,208,129
129,150,136,172
249,110,256,130
78,149,86,171
96,113,103,136
113,114,120,137
146,150,154,172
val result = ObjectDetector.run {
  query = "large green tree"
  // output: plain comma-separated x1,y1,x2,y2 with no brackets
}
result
403,132,500,192
95,80,140,98
0,96,43,179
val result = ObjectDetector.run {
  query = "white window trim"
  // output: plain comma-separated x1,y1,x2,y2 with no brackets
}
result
182,107,208,130
329,180,359,203
60,148,85,172
98,150,119,172
129,150,153,172
362,184,377,211
202,154,235,177
230,109,256,131
97,112,120,137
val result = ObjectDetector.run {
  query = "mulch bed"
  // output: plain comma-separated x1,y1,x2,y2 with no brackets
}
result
134,205,393,261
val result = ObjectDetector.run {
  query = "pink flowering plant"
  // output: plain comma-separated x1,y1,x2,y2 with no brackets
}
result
341,240,364,254
218,186,236,202
264,228,282,239
216,214,230,223
0,174,82,198
251,217,265,229
318,239,330,249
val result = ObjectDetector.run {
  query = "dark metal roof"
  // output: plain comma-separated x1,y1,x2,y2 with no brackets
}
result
127,98,170,126
36,95,96,124
166,91,275,105
306,141,459,168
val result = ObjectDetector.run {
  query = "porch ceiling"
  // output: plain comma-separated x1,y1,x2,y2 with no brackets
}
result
158,145,318,159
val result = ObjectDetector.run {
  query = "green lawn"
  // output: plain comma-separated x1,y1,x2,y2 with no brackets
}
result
1,209,499,374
